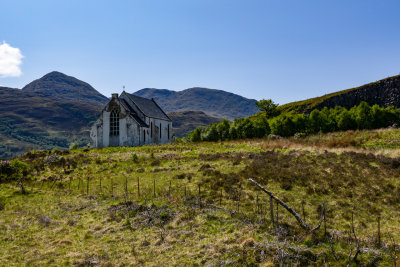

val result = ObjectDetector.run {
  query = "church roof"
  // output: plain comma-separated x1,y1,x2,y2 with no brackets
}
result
124,92,171,121
120,99,149,127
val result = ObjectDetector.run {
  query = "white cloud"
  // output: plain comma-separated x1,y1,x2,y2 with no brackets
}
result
0,41,23,78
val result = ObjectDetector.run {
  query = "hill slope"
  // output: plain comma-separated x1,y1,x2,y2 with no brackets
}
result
22,71,109,106
0,86,102,158
167,111,222,138
280,74,400,113
133,87,259,120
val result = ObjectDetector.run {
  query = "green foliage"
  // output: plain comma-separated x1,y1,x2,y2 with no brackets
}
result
132,153,139,163
69,142,79,150
255,99,279,118
185,116,271,142
185,101,400,141
0,159,29,182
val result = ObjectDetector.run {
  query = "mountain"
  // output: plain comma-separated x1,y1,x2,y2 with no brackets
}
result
22,71,109,106
133,87,259,120
0,86,102,159
167,111,223,138
1,73,253,158
280,74,400,113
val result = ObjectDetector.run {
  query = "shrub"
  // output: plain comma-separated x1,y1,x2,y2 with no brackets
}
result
0,159,29,183
132,153,139,163
69,142,79,150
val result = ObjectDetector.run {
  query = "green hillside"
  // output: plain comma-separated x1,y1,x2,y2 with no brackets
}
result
279,74,400,113
0,87,102,159
1,129,400,265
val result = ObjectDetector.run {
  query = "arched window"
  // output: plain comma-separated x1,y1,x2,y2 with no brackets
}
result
110,110,119,136
143,129,146,143
160,123,162,139
151,122,153,138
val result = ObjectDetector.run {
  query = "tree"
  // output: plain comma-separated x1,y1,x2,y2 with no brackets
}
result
255,99,279,118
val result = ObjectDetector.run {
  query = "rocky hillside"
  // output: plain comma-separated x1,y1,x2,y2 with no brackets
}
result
280,74,400,113
167,111,222,138
133,87,259,120
22,71,109,106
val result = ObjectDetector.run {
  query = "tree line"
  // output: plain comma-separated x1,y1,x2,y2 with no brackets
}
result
184,101,400,142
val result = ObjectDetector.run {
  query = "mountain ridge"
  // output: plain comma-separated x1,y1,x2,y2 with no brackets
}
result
133,87,259,120
22,71,109,106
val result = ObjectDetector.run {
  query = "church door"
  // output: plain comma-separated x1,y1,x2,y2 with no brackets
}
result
109,110,120,147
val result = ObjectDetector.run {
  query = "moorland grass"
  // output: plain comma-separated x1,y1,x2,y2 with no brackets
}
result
1,129,400,265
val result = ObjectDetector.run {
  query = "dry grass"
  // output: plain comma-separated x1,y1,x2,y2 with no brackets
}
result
1,129,400,265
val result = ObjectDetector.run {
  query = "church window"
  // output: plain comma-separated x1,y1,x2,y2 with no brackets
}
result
110,110,119,136
151,122,153,138
143,129,146,143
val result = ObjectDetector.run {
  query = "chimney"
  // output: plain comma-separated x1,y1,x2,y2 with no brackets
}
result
112,93,118,99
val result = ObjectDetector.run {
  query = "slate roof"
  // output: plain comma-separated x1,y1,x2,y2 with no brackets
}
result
125,92,171,121
120,99,149,127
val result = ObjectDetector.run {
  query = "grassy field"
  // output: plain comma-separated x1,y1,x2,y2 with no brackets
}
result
1,129,400,266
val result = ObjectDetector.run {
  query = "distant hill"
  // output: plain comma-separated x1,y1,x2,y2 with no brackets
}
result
0,86,101,159
133,87,259,120
22,71,109,106
167,111,223,138
280,74,400,113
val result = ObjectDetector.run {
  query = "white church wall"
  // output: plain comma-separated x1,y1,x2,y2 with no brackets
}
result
102,111,110,147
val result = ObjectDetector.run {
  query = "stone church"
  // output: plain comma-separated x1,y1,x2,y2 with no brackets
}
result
90,92,173,147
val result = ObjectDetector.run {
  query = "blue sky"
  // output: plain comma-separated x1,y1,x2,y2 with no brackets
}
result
1,0,400,105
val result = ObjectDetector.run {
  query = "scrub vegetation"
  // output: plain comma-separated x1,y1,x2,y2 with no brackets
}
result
185,101,400,142
1,129,400,266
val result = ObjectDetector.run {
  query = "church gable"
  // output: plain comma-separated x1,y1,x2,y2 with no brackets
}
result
90,92,173,148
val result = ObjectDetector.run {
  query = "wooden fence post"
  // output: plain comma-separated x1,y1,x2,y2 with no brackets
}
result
276,199,279,226
87,177,90,195
377,216,381,248
137,177,140,198
270,196,274,226
220,188,222,206
110,177,113,197
198,184,201,207
153,178,156,198
125,177,128,203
